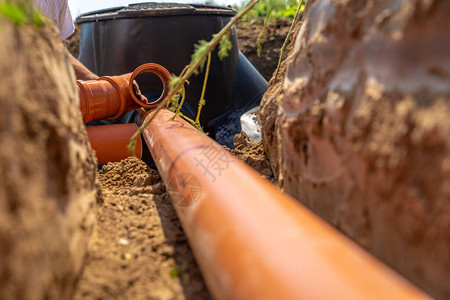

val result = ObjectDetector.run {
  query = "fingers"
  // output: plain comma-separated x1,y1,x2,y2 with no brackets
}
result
132,80,148,104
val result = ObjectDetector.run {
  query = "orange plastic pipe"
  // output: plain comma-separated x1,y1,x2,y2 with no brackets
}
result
77,63,171,124
128,63,172,109
86,123,142,165
137,108,429,300
77,73,134,124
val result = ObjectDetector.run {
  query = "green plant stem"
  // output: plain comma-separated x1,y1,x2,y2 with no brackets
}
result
256,0,273,57
172,110,204,132
195,52,211,124
181,114,198,128
273,0,305,81
128,0,262,154
173,86,186,118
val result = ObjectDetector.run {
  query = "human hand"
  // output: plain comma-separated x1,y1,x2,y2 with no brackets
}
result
132,80,148,104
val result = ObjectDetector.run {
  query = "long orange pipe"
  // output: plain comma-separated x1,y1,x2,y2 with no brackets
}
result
137,108,429,300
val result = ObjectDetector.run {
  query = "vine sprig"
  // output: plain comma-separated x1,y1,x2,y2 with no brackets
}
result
273,0,306,81
256,0,273,57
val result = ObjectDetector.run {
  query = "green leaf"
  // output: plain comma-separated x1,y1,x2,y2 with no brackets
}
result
170,268,181,277
170,74,182,90
218,33,232,61
168,93,180,112
0,2,28,25
0,1,46,27
32,10,44,27
191,39,210,73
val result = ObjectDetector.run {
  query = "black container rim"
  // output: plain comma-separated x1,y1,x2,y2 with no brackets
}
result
75,2,236,24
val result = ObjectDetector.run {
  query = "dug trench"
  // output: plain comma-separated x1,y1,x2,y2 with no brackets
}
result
3,0,449,299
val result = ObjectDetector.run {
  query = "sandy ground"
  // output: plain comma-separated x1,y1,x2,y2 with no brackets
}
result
74,157,210,300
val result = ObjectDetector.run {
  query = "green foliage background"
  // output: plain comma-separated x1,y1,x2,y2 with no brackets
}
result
233,0,306,19
0,0,45,26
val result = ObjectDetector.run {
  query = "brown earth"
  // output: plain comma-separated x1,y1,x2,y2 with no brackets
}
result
65,23,80,58
7,1,447,298
236,18,292,81
229,132,275,183
0,3,99,299
74,157,211,300
259,0,450,298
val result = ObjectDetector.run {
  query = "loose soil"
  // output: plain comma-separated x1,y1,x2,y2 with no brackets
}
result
229,132,275,183
236,18,292,81
74,157,210,300
74,135,275,299
5,1,448,299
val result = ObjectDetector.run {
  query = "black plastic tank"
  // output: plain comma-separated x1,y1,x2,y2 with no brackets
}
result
76,2,267,147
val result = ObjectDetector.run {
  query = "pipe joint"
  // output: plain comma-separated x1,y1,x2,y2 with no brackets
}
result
128,63,172,109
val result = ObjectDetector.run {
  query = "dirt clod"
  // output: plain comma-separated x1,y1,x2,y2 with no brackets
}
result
229,132,275,182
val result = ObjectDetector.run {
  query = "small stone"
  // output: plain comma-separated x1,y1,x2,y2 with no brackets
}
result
159,244,174,258
151,182,166,195
119,238,129,246
133,174,147,187
123,253,133,260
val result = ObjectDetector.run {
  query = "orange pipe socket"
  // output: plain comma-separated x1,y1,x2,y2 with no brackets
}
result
137,108,429,300
77,63,171,124
86,123,142,165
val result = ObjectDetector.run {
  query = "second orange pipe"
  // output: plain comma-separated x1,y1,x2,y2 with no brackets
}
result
86,123,142,165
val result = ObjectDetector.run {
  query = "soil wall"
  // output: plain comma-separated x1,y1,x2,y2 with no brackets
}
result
0,4,98,299
259,0,450,298
237,18,292,81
